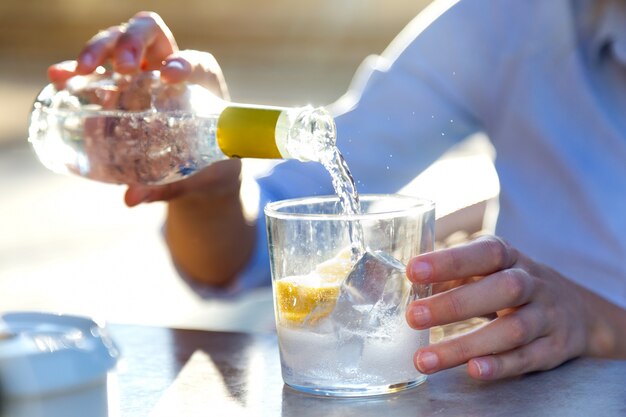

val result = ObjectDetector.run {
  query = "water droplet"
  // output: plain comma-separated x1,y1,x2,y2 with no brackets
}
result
441,132,446,136
452,71,456,75
386,166,390,170
431,115,435,119
450,119,454,123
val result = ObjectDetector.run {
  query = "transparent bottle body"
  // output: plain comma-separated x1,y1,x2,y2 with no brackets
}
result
28,72,336,185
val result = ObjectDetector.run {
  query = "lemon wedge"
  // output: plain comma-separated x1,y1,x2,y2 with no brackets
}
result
275,274,340,325
275,247,355,326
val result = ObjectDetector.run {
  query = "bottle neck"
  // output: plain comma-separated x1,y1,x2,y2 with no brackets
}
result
216,105,284,159
275,106,336,162
216,105,336,162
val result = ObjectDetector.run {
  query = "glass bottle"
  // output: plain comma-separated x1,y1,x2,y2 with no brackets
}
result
28,71,336,185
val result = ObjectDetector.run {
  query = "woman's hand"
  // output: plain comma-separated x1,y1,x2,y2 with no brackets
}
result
47,11,234,206
47,11,228,97
45,12,255,286
405,235,623,380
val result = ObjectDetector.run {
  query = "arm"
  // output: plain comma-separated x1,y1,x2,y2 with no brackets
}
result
47,0,502,289
327,0,501,195
158,161,256,287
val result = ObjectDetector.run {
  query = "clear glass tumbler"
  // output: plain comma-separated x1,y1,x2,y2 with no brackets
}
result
265,194,435,397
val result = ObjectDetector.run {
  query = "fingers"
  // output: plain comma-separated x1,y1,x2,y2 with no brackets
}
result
404,235,589,380
49,11,178,82
48,60,79,84
125,186,155,207
113,11,178,73
466,336,565,380
160,57,193,84
413,304,549,376
406,267,537,328
48,25,123,82
124,159,242,207
407,235,518,284
76,25,125,74
47,12,228,99
162,50,229,98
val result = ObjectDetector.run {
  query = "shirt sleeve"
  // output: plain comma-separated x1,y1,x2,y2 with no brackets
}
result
189,0,504,295
328,0,502,194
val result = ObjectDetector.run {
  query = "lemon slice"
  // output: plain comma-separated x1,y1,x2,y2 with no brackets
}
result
275,247,355,326
275,274,340,325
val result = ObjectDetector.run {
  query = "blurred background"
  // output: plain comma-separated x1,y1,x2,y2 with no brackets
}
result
0,0,498,332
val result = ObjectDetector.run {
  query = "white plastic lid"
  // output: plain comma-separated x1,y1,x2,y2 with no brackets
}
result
0,312,120,398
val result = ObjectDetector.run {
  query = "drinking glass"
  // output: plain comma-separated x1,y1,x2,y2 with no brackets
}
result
265,194,435,397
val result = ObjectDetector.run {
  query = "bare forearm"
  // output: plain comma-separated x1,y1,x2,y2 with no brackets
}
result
165,189,256,288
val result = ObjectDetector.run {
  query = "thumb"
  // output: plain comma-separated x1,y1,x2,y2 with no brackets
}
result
124,160,243,207
124,185,160,207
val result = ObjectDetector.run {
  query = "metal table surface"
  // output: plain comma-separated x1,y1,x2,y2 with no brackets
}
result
106,324,626,417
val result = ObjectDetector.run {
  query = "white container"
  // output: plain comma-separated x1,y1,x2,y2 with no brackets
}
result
0,312,119,417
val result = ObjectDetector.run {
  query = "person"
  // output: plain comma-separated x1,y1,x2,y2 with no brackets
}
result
48,0,626,381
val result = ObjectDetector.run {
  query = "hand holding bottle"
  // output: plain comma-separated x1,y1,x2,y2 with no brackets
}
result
45,12,257,286
42,12,336,287
43,11,334,198
46,11,234,207
48,11,228,100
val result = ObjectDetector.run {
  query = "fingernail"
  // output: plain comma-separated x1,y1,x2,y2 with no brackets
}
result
410,305,431,327
409,261,432,282
416,351,439,373
164,59,185,71
118,50,136,67
473,358,492,378
80,52,95,68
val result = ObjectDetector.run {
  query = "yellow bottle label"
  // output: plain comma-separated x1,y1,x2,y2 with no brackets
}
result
216,105,283,159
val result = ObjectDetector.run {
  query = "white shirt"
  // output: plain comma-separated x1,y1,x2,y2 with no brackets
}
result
232,0,626,310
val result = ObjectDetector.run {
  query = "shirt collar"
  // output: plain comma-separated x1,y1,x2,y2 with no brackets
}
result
586,0,626,64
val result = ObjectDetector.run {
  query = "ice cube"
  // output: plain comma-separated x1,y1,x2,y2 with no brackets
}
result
330,250,410,331
327,251,411,372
